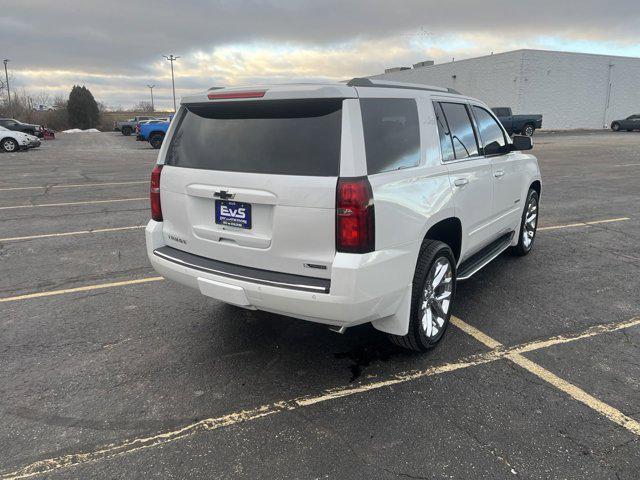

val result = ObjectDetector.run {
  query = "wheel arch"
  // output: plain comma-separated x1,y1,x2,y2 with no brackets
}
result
423,217,462,262
1,136,18,148
530,179,541,196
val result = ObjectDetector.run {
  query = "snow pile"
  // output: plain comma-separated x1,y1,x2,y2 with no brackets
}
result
62,128,101,133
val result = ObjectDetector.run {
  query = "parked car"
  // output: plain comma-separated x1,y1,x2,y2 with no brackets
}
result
0,125,40,151
491,107,542,136
0,118,44,137
145,79,541,351
610,114,640,132
114,116,158,136
135,119,165,136
24,132,41,148
137,118,171,149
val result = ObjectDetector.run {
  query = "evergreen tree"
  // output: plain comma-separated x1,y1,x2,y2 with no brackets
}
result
67,85,100,129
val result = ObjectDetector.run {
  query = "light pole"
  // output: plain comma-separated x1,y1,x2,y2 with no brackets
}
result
3,59,11,117
146,84,156,112
163,55,180,112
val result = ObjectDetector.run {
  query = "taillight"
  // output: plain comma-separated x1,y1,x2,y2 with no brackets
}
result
336,177,375,253
207,90,266,100
150,165,163,221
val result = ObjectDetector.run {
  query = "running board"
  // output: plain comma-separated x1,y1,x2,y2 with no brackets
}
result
457,232,515,281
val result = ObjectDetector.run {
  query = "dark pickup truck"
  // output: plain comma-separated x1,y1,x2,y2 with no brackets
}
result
491,107,542,136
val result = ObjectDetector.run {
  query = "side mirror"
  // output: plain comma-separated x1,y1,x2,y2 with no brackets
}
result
511,135,533,151
484,140,505,156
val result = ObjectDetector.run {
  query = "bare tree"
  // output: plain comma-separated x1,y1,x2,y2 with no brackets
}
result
133,100,154,113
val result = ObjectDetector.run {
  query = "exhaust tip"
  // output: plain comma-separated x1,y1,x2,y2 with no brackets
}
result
328,325,347,334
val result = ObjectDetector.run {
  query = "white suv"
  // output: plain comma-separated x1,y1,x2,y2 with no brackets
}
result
0,126,39,152
146,78,541,351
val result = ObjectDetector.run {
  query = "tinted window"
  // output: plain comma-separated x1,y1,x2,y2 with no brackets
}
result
492,108,510,117
433,102,455,162
360,98,420,174
473,106,507,156
165,99,342,176
440,103,479,159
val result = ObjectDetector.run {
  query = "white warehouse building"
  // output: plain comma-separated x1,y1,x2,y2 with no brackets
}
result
372,49,640,130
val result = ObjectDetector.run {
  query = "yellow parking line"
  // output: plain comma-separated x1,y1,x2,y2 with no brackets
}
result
510,316,640,355
450,316,640,436
538,217,629,231
0,197,147,210
508,354,640,435
0,225,145,243
0,181,147,192
2,315,638,479
0,277,163,304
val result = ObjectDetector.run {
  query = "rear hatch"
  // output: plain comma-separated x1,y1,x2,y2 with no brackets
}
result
159,93,348,279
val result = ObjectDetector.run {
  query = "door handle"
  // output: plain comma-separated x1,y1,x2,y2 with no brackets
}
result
493,170,505,178
453,178,469,187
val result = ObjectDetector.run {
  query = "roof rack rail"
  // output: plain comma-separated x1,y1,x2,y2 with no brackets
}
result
347,77,460,94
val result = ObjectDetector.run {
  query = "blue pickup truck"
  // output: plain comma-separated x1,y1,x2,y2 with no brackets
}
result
137,115,172,149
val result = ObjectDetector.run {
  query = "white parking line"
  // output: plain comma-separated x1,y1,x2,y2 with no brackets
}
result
1,315,638,479
538,217,629,231
0,215,632,247
0,225,145,243
451,316,640,436
0,277,163,304
0,197,147,210
0,181,148,192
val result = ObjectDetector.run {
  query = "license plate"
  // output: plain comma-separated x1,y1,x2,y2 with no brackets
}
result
215,200,252,229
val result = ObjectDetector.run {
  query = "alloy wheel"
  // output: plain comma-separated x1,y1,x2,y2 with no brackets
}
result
3,139,17,152
420,257,453,338
523,194,538,249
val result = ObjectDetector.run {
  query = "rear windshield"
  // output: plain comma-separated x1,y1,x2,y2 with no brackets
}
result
165,99,343,176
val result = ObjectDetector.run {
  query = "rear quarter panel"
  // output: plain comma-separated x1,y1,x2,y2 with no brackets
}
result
360,90,455,272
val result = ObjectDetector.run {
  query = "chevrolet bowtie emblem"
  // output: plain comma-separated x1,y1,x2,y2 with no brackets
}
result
214,190,235,200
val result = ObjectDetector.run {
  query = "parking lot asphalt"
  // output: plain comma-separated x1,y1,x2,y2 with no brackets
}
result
0,130,638,479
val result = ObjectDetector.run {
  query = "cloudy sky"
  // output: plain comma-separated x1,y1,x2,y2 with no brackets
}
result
2,0,639,110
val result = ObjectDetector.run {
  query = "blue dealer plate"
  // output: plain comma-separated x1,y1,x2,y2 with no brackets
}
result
215,200,252,229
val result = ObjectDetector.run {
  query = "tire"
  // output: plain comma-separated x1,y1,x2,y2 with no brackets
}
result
388,240,456,351
611,122,620,131
149,133,164,149
122,126,132,136
509,188,539,256
1,138,19,152
522,124,535,136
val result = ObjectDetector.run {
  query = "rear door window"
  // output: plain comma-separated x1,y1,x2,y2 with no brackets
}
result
360,98,421,174
472,106,507,156
165,99,343,176
433,102,455,162
440,102,479,160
